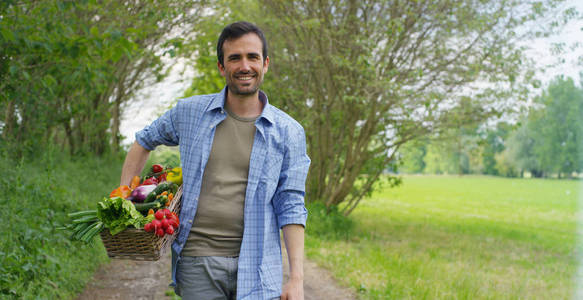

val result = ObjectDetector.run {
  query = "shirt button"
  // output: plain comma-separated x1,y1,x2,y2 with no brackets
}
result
189,220,193,223
209,125,213,129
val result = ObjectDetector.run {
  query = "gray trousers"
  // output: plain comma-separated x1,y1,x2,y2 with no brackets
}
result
176,256,239,300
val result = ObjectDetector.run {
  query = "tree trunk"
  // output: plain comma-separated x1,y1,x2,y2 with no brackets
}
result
63,121,75,155
111,97,121,153
3,100,15,139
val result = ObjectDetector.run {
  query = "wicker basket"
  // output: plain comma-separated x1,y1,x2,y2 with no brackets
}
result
99,186,182,261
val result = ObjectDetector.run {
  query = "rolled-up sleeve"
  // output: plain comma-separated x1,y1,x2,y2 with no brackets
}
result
135,105,180,151
273,125,311,229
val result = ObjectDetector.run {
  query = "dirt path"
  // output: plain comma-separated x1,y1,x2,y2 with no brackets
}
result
77,249,357,300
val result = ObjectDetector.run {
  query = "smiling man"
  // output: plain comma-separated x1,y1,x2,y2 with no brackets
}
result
119,21,310,300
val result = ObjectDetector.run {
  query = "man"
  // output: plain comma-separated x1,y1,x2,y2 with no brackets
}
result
119,21,310,300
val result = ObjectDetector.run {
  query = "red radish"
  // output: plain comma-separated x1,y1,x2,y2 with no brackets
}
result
155,210,165,220
144,223,153,232
168,219,178,228
163,209,172,218
151,219,162,230
156,228,165,237
161,218,169,230
165,226,174,235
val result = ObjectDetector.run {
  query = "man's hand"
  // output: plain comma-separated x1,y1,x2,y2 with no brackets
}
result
281,277,303,300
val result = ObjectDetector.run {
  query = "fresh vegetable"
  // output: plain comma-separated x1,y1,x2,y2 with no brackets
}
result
60,210,104,243
141,177,158,186
155,210,165,220
130,184,157,203
167,167,183,186
133,200,163,213
109,185,131,199
165,226,174,235
157,172,167,182
144,222,154,232
97,197,149,235
143,208,179,237
144,182,177,203
130,175,141,189
152,164,164,173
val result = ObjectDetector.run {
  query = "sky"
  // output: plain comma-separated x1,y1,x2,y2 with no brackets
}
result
119,1,583,146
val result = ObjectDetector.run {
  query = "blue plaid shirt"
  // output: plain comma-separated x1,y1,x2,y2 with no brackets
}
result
135,87,310,299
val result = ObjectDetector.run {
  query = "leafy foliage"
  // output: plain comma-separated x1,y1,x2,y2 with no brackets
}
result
0,0,204,156
256,0,572,214
306,202,354,241
0,149,122,299
504,76,583,177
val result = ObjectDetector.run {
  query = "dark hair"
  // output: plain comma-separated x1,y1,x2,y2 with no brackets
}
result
217,21,268,67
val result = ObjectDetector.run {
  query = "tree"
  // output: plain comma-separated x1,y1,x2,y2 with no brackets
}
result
481,122,513,175
504,76,583,178
256,0,572,214
398,139,427,174
503,119,544,177
0,1,205,156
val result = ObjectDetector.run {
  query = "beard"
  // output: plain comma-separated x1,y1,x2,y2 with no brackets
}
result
227,72,263,96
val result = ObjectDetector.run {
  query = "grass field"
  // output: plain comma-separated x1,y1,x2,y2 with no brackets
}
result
305,175,580,299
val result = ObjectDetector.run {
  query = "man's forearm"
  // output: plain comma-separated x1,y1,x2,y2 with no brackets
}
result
282,224,305,280
120,141,150,186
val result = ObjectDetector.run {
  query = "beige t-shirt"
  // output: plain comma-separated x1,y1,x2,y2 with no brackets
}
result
182,107,256,257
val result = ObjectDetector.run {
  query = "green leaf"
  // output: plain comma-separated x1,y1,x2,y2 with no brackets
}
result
90,26,99,37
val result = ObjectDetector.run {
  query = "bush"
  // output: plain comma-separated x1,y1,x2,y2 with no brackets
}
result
0,150,122,299
306,202,354,240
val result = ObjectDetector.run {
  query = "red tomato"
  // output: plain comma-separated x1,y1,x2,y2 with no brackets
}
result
142,177,158,186
152,164,164,173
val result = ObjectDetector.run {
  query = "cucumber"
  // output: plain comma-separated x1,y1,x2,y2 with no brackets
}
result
153,182,176,195
144,182,177,203
134,201,162,213
68,210,97,218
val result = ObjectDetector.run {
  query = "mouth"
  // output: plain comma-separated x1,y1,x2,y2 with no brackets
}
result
234,73,256,82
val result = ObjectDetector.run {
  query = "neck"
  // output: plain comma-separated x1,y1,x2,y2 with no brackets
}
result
225,89,264,118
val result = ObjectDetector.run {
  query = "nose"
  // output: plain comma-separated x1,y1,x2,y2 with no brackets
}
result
239,58,251,72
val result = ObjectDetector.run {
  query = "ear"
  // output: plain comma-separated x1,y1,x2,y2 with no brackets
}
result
217,61,226,77
263,56,270,73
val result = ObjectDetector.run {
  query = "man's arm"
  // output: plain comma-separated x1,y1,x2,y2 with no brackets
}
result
120,141,151,186
281,224,305,300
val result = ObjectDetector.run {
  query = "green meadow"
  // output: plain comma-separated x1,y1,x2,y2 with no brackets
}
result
306,175,580,299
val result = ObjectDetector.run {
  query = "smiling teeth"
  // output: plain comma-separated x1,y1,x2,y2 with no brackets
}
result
238,76,252,80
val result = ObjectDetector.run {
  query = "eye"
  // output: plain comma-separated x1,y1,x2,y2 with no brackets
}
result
228,55,241,61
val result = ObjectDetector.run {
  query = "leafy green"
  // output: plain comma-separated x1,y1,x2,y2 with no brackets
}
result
96,197,147,235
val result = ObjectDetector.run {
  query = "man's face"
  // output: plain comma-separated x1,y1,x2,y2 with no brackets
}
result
218,33,269,97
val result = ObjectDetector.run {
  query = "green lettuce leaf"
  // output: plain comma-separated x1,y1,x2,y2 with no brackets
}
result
96,197,147,235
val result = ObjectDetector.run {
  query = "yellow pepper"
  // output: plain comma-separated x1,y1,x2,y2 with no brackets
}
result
167,167,182,186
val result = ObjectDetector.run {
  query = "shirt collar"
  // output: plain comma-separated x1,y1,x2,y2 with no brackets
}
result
207,86,275,125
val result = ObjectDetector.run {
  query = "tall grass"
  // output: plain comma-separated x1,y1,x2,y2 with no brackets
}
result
0,149,123,299
306,175,579,299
